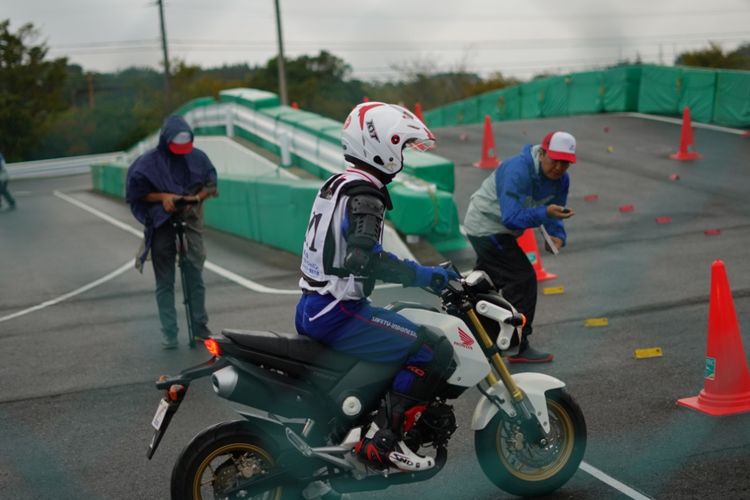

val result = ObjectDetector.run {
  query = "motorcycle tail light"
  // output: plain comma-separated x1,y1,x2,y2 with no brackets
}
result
168,384,185,402
204,338,221,357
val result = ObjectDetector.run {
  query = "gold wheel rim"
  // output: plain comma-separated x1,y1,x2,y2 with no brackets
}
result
495,399,575,481
192,443,280,500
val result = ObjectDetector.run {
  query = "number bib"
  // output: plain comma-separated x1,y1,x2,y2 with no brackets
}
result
299,169,383,301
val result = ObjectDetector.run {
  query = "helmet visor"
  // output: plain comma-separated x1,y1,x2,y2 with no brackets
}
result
404,137,436,152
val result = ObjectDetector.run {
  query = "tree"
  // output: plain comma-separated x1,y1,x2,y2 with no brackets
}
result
248,51,366,120
0,20,69,160
675,42,750,70
171,60,244,111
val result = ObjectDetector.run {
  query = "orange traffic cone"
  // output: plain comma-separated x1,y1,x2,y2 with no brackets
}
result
414,102,425,123
517,229,557,282
677,260,750,416
670,106,702,161
473,115,500,169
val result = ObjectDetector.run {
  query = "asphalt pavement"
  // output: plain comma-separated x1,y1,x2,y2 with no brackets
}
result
0,113,749,499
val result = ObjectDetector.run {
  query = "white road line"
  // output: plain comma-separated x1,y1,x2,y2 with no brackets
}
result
625,112,748,135
580,461,652,500
52,190,402,295
54,190,142,237
0,261,132,324
204,262,300,295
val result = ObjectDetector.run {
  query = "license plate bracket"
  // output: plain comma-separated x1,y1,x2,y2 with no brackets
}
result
151,398,170,430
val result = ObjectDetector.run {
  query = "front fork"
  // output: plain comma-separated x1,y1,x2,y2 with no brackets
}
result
465,309,550,443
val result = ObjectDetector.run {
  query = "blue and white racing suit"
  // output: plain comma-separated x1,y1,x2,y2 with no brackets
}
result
295,167,451,396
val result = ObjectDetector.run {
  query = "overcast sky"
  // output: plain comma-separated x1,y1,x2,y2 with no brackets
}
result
5,0,750,81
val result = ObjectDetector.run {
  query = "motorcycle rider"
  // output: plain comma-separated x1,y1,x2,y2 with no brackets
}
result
296,102,458,472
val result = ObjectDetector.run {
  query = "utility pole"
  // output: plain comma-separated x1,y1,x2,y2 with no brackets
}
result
157,0,172,112
86,72,95,108
273,0,288,106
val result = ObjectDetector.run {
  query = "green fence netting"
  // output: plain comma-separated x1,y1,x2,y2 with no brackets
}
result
602,65,641,112
425,64,749,129
568,71,605,115
460,96,481,124
423,107,443,128
713,70,750,127
520,79,550,119
638,65,717,122
478,87,521,122
637,66,682,115
678,68,717,123
541,76,569,117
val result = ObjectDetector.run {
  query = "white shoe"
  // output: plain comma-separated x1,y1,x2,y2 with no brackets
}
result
387,441,435,472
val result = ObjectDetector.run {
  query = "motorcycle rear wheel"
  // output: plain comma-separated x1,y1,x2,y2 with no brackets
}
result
171,421,300,500
475,388,586,497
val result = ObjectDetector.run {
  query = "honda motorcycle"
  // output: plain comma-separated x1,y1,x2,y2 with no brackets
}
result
147,267,586,499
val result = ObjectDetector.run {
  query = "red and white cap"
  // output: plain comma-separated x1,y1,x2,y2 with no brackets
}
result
541,131,576,163
168,131,194,155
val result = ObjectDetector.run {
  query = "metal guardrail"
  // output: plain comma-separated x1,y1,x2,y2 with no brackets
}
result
7,152,126,179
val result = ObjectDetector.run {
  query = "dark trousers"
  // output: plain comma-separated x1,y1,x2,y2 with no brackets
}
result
296,294,454,402
151,221,208,339
467,233,536,340
0,181,15,207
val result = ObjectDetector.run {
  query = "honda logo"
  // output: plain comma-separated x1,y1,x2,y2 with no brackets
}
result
453,328,475,350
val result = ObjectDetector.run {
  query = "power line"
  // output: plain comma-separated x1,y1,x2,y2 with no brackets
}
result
49,31,750,53
167,6,750,22
50,34,749,57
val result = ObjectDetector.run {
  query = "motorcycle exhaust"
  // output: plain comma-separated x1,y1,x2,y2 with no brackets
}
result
211,363,319,418
212,365,240,398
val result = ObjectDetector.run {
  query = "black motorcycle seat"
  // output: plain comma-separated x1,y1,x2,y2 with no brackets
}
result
221,329,358,372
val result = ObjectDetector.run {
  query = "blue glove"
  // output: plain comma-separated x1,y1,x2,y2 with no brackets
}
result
412,264,460,291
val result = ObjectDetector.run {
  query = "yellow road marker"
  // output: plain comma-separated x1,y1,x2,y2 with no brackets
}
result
634,347,663,359
543,286,565,295
584,317,609,327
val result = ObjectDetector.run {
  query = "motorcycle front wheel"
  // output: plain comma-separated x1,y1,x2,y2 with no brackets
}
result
170,421,300,500
475,388,586,497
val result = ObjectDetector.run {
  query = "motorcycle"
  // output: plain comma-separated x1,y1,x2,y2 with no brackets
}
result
147,266,586,499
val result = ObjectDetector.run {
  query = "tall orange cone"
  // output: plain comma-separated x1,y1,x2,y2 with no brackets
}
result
414,102,425,123
517,229,557,282
670,106,702,161
474,115,500,169
677,260,750,416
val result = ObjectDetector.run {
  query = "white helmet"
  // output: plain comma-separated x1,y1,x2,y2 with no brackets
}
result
341,102,436,176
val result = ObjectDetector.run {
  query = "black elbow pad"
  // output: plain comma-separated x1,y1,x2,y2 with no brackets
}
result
347,194,385,249
343,193,386,274
344,246,371,274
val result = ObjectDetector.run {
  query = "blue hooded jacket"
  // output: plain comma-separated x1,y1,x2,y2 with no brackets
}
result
464,144,569,242
126,115,216,228
126,115,217,267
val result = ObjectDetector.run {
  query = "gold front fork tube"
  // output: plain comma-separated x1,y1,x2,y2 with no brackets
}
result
466,309,524,402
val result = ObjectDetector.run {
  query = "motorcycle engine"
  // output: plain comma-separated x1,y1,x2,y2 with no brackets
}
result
405,402,457,449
